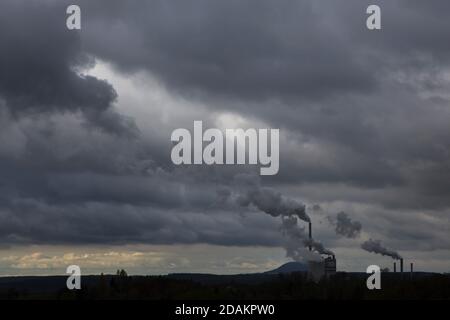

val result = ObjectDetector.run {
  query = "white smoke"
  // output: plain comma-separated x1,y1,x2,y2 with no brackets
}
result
328,211,362,239
361,239,402,260
327,212,402,260
236,187,310,223
281,216,324,262
219,174,333,262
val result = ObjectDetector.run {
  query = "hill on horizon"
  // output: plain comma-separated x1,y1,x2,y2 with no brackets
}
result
264,261,308,274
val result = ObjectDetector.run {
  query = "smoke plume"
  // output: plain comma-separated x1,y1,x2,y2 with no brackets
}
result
236,186,310,223
329,211,362,238
281,216,322,262
221,174,333,261
280,215,334,261
328,213,402,261
361,239,402,260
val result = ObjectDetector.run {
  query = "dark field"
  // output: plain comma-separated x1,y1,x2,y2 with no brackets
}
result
1,271,449,300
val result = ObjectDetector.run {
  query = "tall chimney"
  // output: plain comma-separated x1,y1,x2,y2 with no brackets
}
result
400,258,404,273
410,262,413,274
393,262,396,273
308,222,312,251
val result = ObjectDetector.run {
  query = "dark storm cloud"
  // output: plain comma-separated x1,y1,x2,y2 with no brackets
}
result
76,0,450,103
0,0,136,136
0,0,449,257
75,0,450,200
0,197,283,246
80,0,377,102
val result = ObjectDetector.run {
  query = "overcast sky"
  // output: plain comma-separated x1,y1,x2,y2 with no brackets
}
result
0,0,449,275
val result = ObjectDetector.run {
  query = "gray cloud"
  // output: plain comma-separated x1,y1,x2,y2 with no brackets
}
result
0,197,283,246
80,0,377,103
73,0,450,208
0,0,137,136
0,0,448,273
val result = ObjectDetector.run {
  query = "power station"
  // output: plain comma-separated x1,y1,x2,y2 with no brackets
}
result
307,221,336,280
305,220,417,281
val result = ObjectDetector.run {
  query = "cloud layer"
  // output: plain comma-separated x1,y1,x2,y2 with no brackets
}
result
0,0,449,271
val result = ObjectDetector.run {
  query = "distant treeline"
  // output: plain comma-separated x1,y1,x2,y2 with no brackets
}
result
1,271,449,300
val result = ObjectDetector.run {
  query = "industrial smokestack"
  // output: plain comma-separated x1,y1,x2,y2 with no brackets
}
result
231,175,334,262
410,262,413,274
400,258,404,273
308,222,312,251
393,262,396,273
